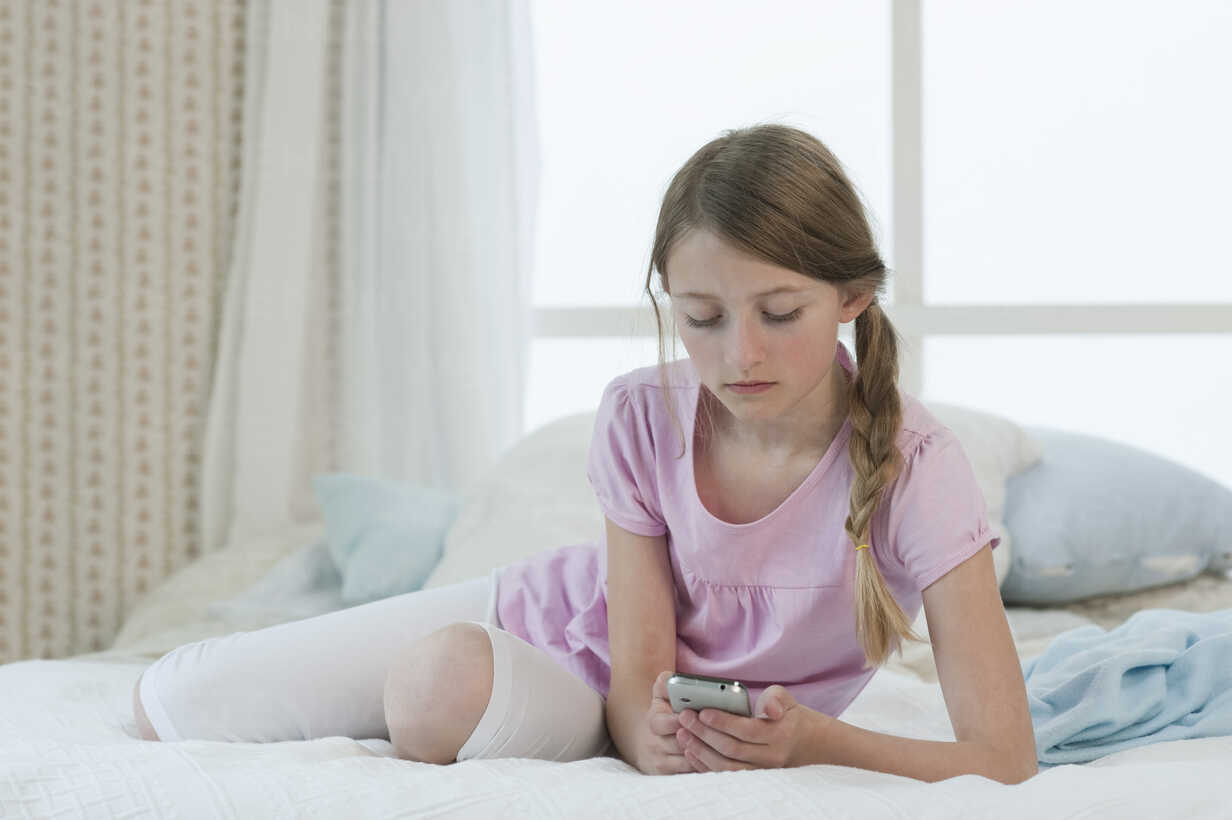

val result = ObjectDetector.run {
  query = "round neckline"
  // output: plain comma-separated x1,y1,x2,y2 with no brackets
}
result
687,344,856,529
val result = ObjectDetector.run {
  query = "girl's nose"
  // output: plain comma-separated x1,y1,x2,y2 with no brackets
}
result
727,313,766,369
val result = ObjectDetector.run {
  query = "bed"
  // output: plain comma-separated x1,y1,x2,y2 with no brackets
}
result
4,406,1232,819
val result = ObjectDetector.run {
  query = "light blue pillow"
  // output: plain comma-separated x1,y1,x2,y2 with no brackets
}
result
311,473,461,605
1000,427,1232,605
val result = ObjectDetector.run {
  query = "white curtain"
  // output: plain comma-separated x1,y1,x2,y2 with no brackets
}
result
200,0,539,556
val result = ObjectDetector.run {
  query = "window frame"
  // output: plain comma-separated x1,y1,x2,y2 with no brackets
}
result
530,0,1232,399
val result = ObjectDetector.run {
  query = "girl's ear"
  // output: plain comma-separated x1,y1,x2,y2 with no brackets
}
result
839,287,876,323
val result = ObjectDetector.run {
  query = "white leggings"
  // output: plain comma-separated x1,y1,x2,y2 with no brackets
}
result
137,569,613,762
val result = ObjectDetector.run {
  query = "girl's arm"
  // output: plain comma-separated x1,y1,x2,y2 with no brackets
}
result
603,517,678,768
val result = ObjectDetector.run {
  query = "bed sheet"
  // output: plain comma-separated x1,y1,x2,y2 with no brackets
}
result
4,598,1232,819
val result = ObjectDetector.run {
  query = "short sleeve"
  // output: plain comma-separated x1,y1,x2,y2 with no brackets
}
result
882,428,1000,591
586,377,668,537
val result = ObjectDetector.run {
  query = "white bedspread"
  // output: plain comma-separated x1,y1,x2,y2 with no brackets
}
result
4,604,1232,820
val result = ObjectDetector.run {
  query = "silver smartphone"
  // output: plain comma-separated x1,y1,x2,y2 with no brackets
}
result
666,672,752,717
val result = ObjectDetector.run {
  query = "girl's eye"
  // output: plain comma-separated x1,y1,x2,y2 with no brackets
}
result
684,309,802,329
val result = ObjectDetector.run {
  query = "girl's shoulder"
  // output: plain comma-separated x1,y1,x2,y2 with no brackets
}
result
617,358,698,392
893,388,955,464
898,388,945,438
598,360,697,425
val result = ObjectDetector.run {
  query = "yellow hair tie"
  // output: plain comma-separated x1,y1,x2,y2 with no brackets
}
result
855,544,870,552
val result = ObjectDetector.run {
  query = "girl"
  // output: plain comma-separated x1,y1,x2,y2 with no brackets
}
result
133,123,1004,776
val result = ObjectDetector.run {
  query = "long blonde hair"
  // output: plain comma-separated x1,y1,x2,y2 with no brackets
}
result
643,122,926,670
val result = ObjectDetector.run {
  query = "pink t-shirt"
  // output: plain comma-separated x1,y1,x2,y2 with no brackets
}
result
495,340,1000,717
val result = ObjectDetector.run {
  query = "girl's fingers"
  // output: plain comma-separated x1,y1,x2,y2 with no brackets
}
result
682,736,754,772
689,708,769,744
665,753,694,775
648,709,682,737
657,732,683,756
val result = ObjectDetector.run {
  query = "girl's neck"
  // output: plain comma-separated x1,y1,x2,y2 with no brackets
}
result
704,366,850,462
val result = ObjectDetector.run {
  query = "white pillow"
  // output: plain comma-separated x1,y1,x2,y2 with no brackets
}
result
109,521,327,658
423,401,1042,593
926,401,1045,588
422,413,602,589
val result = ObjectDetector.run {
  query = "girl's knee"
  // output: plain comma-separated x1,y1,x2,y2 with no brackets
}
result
384,621,494,764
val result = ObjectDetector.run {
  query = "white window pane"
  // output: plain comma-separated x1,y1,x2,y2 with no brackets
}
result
923,1,1232,304
529,0,892,309
526,336,674,436
922,335,1232,491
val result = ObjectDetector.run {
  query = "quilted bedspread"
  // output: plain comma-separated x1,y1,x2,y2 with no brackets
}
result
3,621,1232,820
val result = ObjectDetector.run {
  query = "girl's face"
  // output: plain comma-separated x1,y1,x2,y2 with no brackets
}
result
666,228,871,453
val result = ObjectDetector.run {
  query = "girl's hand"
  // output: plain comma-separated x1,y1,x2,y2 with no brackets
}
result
634,670,693,775
675,684,821,772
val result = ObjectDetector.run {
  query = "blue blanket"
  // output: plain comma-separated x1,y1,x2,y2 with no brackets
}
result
1023,608,1232,766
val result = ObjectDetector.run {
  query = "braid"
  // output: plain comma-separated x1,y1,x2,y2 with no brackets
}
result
845,300,927,670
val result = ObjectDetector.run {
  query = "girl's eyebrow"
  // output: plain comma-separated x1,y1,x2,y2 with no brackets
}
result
674,285,806,301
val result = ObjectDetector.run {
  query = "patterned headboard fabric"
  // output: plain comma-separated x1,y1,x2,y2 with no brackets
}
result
0,0,247,662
